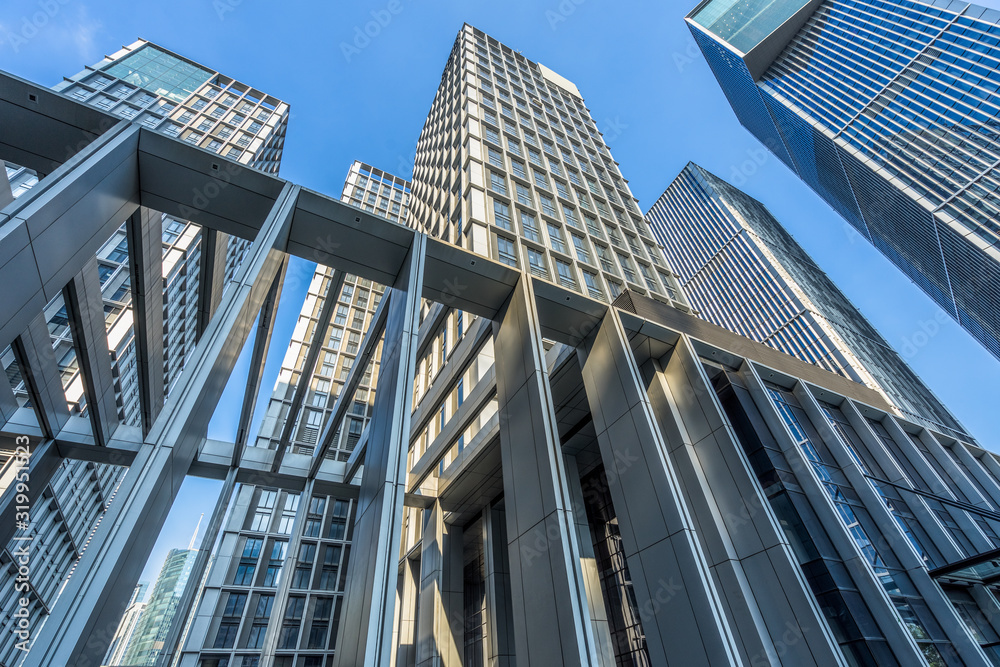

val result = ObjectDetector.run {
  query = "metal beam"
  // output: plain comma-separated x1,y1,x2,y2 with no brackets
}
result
12,313,70,439
0,121,140,353
22,183,297,667
332,234,425,667
307,286,389,479
0,69,116,174
271,268,345,472
196,228,230,338
233,257,286,460
63,257,119,446
126,206,165,436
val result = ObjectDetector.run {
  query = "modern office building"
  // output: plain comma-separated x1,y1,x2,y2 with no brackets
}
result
647,161,967,437
102,582,148,667
0,41,287,665
409,27,687,307
122,545,198,665
7,22,1000,667
685,0,1000,361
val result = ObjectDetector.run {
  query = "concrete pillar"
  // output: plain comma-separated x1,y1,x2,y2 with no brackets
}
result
577,311,740,666
125,206,165,436
333,234,425,667
416,500,463,667
395,556,420,667
483,503,515,667
491,276,600,666
196,228,231,338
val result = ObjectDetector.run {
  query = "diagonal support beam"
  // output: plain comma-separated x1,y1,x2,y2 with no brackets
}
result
126,206,165,436
233,257,286,462
63,257,119,446
307,285,389,479
21,183,297,667
196,228,230,338
332,234,425,667
271,268,345,472
12,313,70,439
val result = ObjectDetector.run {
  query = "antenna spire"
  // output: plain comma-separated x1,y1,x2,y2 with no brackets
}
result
189,513,204,550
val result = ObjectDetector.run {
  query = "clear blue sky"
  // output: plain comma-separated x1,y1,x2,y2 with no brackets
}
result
4,0,1000,583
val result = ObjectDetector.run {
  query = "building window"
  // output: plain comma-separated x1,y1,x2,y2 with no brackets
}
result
572,234,591,263
263,541,287,586
617,253,637,283
526,248,548,278
555,260,576,289
308,597,334,649
247,594,274,648
233,538,262,585
488,147,504,168
493,201,512,231
278,596,305,649
497,236,518,267
547,223,567,254
520,211,541,243
583,271,602,299
489,171,507,196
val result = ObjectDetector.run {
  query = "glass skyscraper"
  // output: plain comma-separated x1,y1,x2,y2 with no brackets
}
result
647,161,968,437
686,0,1000,360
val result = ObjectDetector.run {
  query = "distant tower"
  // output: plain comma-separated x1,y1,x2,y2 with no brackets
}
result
102,582,148,667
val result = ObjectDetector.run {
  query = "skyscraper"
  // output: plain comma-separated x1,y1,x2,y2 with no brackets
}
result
647,161,966,436
686,0,1000,360
102,582,148,667
121,546,197,665
409,26,687,307
9,22,1000,667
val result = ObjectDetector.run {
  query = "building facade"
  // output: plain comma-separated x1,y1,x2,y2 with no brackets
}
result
6,22,1000,667
686,0,1000,361
646,162,967,437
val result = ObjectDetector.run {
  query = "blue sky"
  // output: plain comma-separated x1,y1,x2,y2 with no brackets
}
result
4,0,1000,584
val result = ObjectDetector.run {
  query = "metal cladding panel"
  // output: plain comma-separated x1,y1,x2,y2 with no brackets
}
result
936,220,1000,359
838,148,956,317
689,22,796,171
760,93,869,238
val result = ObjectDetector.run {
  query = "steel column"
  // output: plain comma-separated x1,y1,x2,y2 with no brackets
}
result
333,234,425,667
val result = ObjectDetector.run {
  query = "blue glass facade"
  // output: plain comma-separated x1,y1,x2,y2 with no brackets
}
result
688,0,1000,360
